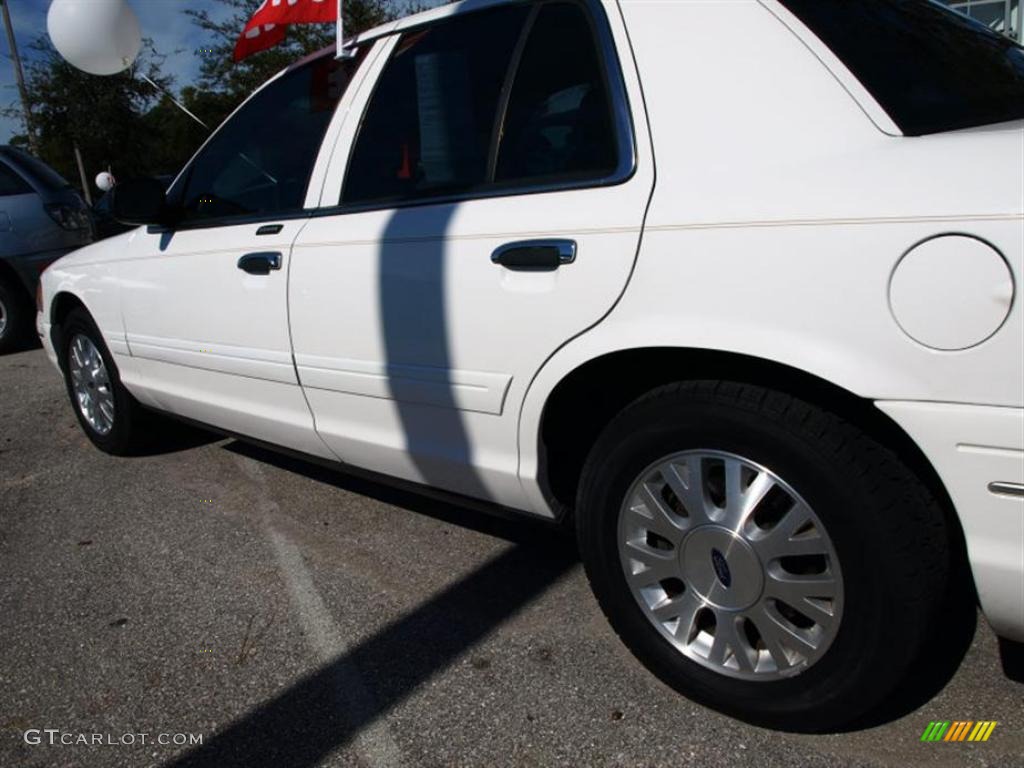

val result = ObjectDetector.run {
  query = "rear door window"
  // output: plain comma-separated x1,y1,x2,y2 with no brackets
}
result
342,5,531,206
495,2,618,186
341,0,626,207
0,162,32,197
780,0,1024,135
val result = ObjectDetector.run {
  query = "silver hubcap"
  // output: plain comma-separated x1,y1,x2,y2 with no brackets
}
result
68,334,115,436
618,450,843,680
0,296,7,338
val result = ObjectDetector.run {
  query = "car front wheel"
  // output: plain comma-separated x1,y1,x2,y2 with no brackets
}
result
59,307,150,455
576,381,951,732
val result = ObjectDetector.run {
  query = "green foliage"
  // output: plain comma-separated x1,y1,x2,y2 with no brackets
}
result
5,0,428,193
139,86,234,177
3,37,174,188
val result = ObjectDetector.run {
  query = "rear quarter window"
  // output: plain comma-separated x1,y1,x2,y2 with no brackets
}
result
780,0,1024,135
0,161,33,197
0,147,71,192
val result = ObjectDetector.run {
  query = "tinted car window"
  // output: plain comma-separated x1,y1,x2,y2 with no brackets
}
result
495,2,617,185
780,0,1024,135
0,161,32,197
0,146,70,192
342,6,531,206
177,49,366,223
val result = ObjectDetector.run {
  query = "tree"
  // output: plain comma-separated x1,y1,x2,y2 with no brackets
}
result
3,0,436,192
140,86,236,175
2,36,174,189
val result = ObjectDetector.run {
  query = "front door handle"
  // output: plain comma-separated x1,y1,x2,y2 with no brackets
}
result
491,239,576,270
237,251,282,275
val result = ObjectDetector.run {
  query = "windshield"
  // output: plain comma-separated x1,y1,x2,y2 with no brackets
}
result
780,0,1024,135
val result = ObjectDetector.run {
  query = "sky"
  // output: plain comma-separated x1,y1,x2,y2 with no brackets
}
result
0,0,240,144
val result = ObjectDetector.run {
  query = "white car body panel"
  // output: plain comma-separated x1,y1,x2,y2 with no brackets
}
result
877,401,1024,641
759,0,902,136
114,221,335,459
39,234,133,365
37,0,1024,640
289,6,655,508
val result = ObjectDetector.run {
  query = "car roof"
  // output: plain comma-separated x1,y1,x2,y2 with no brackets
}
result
287,0,517,73
351,0,514,44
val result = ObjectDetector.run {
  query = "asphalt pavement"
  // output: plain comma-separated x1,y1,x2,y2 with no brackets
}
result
1,346,1022,768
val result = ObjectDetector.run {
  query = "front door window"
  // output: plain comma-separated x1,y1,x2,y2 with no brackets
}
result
173,48,368,224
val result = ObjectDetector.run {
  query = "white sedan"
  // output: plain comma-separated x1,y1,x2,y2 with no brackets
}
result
37,0,1023,731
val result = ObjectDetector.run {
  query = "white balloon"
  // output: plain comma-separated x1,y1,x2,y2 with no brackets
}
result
47,0,142,76
95,172,116,192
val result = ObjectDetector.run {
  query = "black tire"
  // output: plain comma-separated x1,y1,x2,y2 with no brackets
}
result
58,307,151,455
0,277,31,354
576,381,950,732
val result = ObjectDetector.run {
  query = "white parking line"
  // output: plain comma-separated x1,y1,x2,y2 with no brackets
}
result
235,456,404,768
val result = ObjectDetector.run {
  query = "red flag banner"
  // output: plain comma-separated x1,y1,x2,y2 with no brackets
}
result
234,0,337,62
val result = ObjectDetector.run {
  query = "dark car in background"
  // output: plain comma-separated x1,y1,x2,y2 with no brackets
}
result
0,145,93,353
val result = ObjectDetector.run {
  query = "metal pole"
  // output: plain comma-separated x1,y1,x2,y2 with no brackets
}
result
335,0,353,59
336,0,343,58
73,142,92,206
0,0,38,153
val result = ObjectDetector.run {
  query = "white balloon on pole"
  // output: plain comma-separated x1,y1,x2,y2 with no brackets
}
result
95,172,116,192
47,0,142,76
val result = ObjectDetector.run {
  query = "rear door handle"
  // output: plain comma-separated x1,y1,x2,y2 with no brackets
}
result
491,239,576,270
237,252,282,275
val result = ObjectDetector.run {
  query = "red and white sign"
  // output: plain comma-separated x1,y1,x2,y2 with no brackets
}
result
233,0,337,62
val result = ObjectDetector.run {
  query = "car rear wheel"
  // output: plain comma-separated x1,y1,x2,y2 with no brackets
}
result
576,381,950,732
59,307,151,455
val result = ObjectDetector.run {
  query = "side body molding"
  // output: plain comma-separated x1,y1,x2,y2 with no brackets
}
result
295,354,513,415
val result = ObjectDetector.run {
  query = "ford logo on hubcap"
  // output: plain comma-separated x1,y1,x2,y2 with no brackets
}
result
710,548,732,588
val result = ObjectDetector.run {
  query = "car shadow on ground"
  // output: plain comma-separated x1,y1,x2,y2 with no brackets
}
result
167,444,577,767
132,418,223,457
0,336,42,355
169,438,980,753
223,440,561,545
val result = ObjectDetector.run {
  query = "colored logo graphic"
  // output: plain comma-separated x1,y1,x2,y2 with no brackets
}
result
921,721,997,742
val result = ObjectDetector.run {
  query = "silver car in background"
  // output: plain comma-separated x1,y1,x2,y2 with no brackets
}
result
0,145,92,353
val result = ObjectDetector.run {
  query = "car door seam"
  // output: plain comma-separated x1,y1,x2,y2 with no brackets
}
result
284,214,344,463
513,0,660,517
